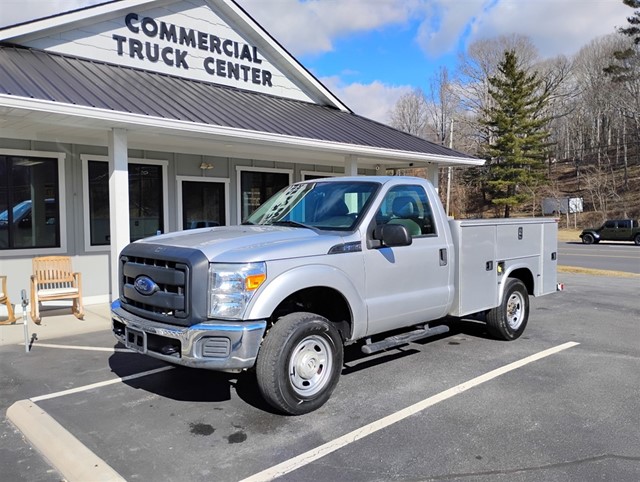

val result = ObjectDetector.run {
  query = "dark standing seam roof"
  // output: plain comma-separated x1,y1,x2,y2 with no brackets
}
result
0,45,474,159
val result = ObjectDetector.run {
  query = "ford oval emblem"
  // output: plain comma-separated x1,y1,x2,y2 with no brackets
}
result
134,276,159,296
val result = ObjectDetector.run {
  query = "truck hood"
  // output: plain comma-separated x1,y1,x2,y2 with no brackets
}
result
136,226,347,262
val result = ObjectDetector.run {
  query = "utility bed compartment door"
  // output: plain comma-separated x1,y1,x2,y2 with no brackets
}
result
448,222,498,317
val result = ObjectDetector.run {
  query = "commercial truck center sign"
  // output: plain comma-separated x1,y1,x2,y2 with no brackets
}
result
112,13,273,87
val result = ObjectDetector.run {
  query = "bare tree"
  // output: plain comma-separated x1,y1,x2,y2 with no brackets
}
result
424,66,457,145
388,89,429,137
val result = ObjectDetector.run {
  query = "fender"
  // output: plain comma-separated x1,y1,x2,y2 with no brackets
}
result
245,263,367,340
499,262,535,302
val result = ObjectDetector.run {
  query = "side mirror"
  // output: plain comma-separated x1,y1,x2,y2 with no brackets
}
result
373,224,412,247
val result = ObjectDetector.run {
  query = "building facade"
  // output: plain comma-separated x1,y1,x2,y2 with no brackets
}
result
0,0,480,308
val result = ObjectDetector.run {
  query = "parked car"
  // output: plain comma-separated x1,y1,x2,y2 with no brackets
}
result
579,219,640,245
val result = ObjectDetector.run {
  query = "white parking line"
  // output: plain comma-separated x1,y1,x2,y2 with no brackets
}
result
31,366,174,402
21,342,131,353
240,341,580,482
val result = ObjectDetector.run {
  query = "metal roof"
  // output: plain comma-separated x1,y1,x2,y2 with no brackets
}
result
0,45,475,160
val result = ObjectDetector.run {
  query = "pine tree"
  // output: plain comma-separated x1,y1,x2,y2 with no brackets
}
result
482,50,550,218
604,0,640,82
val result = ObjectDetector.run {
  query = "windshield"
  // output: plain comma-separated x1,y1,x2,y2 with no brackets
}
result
245,180,379,231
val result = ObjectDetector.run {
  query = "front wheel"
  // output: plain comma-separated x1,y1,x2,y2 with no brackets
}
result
634,234,640,246
256,312,343,415
486,278,529,341
582,233,595,244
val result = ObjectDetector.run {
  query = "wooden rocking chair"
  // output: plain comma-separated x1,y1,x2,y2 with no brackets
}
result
30,256,84,324
0,275,17,325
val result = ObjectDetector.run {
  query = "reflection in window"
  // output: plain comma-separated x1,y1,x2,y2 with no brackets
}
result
87,161,164,244
240,171,289,221
182,181,225,229
0,155,60,250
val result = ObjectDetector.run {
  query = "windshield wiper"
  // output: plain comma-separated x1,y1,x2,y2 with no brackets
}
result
272,220,312,229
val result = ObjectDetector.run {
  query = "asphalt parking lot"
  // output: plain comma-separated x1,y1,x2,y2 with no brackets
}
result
2,272,639,482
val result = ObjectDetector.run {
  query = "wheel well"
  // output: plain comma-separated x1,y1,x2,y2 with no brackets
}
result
508,268,534,295
270,287,352,341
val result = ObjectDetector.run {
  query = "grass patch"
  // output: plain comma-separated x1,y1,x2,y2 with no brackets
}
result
558,265,640,278
558,229,581,242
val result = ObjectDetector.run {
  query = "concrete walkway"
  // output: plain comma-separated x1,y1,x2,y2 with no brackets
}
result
0,302,112,348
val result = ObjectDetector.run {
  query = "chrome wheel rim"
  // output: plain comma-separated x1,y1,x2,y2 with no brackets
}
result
289,335,332,397
506,291,525,330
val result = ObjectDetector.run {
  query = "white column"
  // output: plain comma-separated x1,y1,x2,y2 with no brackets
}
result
345,155,358,176
108,128,130,301
425,164,439,192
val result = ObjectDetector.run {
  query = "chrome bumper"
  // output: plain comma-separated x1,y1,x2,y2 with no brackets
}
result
111,300,266,372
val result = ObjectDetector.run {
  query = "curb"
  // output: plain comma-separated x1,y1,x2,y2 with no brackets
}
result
7,400,125,482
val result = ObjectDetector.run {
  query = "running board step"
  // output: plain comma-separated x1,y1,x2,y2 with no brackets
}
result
361,324,450,355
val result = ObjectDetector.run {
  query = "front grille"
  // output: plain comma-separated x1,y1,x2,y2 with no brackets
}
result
120,253,190,322
118,243,210,326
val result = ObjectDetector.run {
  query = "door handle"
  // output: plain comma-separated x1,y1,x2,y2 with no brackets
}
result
439,248,448,266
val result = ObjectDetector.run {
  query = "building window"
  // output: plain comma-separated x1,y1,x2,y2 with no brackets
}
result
85,159,166,246
88,160,110,245
180,179,226,229
129,164,164,240
239,169,290,221
0,155,60,250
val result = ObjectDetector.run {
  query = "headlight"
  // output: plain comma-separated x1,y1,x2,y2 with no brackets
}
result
207,262,267,319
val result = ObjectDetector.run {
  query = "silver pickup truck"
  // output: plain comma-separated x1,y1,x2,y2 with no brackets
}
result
112,176,558,414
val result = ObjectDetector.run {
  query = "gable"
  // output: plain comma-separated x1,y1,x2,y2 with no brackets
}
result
2,0,325,104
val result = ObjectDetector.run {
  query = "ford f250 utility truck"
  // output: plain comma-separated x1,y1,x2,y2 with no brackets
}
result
112,176,558,414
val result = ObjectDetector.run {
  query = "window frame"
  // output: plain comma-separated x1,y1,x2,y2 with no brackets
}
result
81,155,169,252
301,170,341,181
0,148,67,257
176,176,230,230
235,166,292,224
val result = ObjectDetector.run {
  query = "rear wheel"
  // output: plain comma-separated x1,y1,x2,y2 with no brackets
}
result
486,278,529,341
582,233,595,244
256,312,343,415
634,234,640,246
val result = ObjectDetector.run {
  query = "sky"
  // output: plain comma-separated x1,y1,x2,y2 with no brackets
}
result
0,0,634,122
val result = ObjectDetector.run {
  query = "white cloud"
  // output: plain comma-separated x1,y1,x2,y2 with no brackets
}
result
0,0,105,27
321,76,412,123
414,0,633,59
241,0,422,56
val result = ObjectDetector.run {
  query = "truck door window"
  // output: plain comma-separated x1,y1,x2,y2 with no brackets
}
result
376,185,436,237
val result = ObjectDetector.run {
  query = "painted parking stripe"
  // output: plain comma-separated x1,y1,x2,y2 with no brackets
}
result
21,342,131,353
240,341,580,482
31,366,174,402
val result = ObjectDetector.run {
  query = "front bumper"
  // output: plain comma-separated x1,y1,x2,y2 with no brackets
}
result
111,300,266,372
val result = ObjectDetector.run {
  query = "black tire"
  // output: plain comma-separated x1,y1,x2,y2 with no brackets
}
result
634,234,640,246
256,312,343,415
486,278,529,341
582,233,595,244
